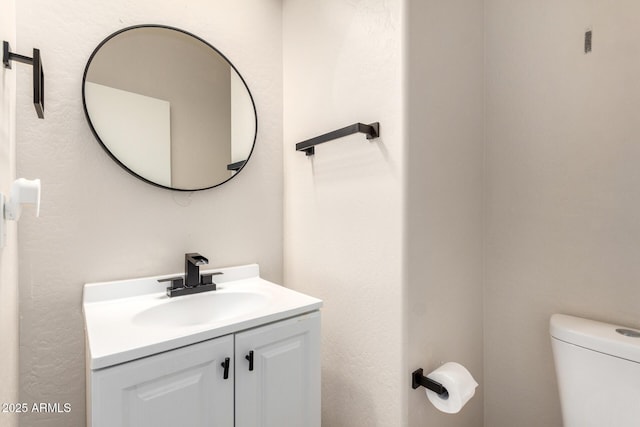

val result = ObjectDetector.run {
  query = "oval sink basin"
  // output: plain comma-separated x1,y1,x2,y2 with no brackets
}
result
133,291,269,328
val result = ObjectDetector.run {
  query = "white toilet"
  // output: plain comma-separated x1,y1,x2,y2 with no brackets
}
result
550,314,640,427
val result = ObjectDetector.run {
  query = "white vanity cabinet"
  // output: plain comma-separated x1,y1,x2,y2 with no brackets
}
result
88,311,320,427
83,265,323,427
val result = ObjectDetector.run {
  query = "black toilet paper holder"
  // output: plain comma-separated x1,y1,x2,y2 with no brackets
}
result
412,368,449,397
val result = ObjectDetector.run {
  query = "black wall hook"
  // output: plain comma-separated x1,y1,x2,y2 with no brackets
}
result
412,368,449,397
3,41,44,119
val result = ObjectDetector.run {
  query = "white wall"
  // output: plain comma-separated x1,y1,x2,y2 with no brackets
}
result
283,0,406,425
406,0,484,426
15,1,283,426
16,2,640,426
485,1,640,426
0,0,19,426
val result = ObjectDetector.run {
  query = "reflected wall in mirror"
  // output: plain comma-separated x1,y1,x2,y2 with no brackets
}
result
82,25,257,191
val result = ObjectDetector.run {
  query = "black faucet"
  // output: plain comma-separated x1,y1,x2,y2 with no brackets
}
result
185,253,208,287
158,252,222,297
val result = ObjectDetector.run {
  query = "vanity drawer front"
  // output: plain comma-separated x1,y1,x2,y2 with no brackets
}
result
90,334,234,427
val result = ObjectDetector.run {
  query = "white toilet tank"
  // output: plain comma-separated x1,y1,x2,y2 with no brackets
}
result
550,314,640,427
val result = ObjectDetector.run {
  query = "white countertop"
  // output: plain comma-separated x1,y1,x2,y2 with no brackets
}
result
83,264,322,370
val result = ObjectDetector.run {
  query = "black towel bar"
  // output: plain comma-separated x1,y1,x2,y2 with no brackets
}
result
295,122,379,156
227,160,246,171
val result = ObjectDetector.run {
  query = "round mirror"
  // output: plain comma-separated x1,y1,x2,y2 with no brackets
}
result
82,25,257,191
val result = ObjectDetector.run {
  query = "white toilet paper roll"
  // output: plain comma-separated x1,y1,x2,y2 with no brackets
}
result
425,362,478,414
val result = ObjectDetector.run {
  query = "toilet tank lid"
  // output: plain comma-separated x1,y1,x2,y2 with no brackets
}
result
550,314,640,363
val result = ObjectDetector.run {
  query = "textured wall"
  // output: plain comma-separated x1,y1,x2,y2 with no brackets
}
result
485,1,640,426
15,1,283,426
0,0,18,426
17,2,640,426
406,0,484,425
283,0,406,425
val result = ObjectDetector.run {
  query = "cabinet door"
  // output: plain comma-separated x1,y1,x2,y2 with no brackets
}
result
235,311,321,427
90,335,234,427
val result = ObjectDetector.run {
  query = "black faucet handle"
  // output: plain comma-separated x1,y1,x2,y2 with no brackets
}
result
158,276,184,290
200,272,223,286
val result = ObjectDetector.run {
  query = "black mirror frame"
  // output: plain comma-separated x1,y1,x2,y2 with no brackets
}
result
81,24,258,192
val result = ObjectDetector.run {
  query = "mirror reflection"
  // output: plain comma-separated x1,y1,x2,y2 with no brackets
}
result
83,25,257,191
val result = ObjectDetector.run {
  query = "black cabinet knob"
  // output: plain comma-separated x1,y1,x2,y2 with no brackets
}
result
221,357,230,379
245,351,254,371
